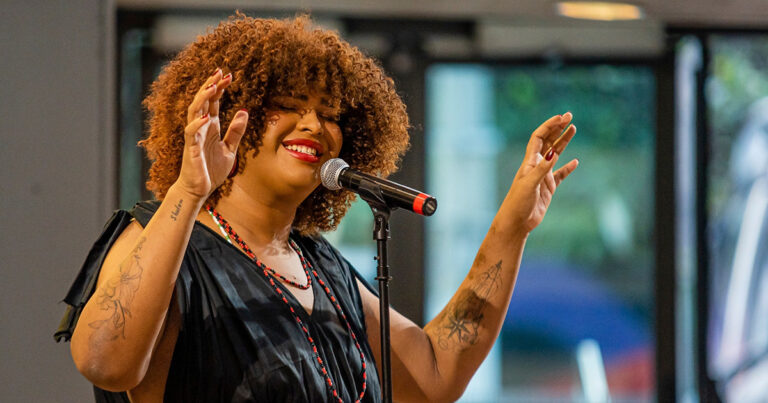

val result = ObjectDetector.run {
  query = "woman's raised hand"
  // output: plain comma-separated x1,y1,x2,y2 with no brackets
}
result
500,112,579,235
176,69,248,200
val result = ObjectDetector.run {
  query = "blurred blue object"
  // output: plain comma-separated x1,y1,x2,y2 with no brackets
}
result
504,261,651,361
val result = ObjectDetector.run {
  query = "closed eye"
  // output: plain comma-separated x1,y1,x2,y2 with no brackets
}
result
319,111,340,122
277,104,300,112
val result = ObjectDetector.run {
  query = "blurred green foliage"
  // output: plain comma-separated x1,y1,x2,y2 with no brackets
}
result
493,65,655,302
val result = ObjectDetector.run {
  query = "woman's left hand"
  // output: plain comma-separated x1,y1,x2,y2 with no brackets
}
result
499,112,579,236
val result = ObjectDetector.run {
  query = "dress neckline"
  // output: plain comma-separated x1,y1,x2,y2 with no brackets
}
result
203,206,369,403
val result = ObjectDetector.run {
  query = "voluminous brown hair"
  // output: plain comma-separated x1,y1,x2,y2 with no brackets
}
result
140,13,410,234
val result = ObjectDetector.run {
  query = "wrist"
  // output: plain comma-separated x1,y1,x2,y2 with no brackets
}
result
505,227,530,245
166,183,208,209
491,218,530,245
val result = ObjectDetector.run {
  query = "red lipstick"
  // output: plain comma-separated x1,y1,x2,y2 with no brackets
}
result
282,138,324,163
282,138,324,154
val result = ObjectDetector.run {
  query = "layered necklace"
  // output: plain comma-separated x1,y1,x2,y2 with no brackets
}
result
205,206,368,403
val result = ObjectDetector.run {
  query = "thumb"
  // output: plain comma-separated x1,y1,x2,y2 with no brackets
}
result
223,109,249,152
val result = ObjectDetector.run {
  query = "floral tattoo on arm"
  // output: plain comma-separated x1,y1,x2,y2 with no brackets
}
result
88,237,146,341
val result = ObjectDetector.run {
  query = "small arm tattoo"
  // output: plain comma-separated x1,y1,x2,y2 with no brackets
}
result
88,237,146,341
170,199,183,221
434,260,502,350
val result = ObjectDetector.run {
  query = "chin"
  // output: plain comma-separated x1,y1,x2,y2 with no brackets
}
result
275,169,321,195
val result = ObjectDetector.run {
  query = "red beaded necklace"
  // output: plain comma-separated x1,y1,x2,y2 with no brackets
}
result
206,206,311,289
206,206,368,402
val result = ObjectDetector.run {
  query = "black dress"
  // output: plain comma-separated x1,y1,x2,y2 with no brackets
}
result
55,201,381,402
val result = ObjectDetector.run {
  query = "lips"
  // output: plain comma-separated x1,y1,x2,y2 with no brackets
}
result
282,138,324,163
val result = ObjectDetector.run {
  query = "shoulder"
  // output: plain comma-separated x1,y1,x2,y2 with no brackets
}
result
293,232,341,263
96,200,161,290
96,220,144,289
292,233,352,285
130,200,162,227
294,233,378,294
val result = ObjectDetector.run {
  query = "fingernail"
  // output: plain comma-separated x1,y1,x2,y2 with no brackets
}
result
223,73,232,80
212,67,221,76
201,113,209,120
205,83,216,90
239,108,248,112
545,147,555,161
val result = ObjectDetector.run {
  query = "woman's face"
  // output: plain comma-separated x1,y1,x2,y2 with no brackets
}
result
242,93,344,196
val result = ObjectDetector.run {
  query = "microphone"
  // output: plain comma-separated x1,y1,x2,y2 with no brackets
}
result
320,158,437,216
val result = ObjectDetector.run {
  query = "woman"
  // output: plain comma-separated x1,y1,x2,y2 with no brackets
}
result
57,14,578,402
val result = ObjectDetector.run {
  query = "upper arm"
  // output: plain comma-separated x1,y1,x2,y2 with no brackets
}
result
356,279,446,402
71,218,183,391
71,219,143,343
93,219,146,291
70,219,157,388
71,219,145,344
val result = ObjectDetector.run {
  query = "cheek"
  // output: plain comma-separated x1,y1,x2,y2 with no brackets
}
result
266,112,292,128
266,111,280,125
262,114,297,142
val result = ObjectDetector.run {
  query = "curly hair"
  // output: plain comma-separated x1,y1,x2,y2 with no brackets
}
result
140,13,410,234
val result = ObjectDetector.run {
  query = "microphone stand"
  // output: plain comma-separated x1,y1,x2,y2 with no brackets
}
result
356,181,394,403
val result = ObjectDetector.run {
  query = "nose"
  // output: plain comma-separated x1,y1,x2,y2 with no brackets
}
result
297,108,322,135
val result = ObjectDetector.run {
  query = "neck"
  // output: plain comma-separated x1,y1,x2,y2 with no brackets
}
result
213,180,305,248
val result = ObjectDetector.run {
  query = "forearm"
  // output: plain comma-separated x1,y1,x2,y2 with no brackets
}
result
361,217,529,402
71,185,204,389
423,217,528,397
376,114,577,401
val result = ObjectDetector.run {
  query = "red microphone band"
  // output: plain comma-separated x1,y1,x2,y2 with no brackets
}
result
412,193,430,215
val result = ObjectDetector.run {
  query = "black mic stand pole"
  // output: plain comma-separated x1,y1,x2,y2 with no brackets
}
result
357,182,394,403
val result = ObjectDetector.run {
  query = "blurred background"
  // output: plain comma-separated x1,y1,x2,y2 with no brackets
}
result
2,0,768,401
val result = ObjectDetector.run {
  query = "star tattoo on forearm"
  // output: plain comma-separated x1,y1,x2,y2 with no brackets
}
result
433,260,502,350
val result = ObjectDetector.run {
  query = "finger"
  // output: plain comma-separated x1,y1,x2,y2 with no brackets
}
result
223,109,249,152
544,169,557,192
554,158,579,186
184,114,211,145
532,148,560,182
525,114,562,156
203,116,221,148
516,148,541,180
187,82,218,123
526,112,573,156
551,124,577,155
538,123,576,170
186,69,223,122
209,72,233,118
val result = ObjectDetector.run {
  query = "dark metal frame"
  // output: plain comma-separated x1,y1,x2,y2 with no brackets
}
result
667,26,768,403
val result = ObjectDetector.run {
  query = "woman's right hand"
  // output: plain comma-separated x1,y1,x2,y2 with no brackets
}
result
176,69,249,200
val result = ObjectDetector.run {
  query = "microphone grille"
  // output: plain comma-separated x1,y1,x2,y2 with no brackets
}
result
320,158,349,191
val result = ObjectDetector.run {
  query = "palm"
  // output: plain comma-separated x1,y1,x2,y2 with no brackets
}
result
518,159,556,230
177,70,248,199
206,139,236,185
503,113,579,234
182,118,236,194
